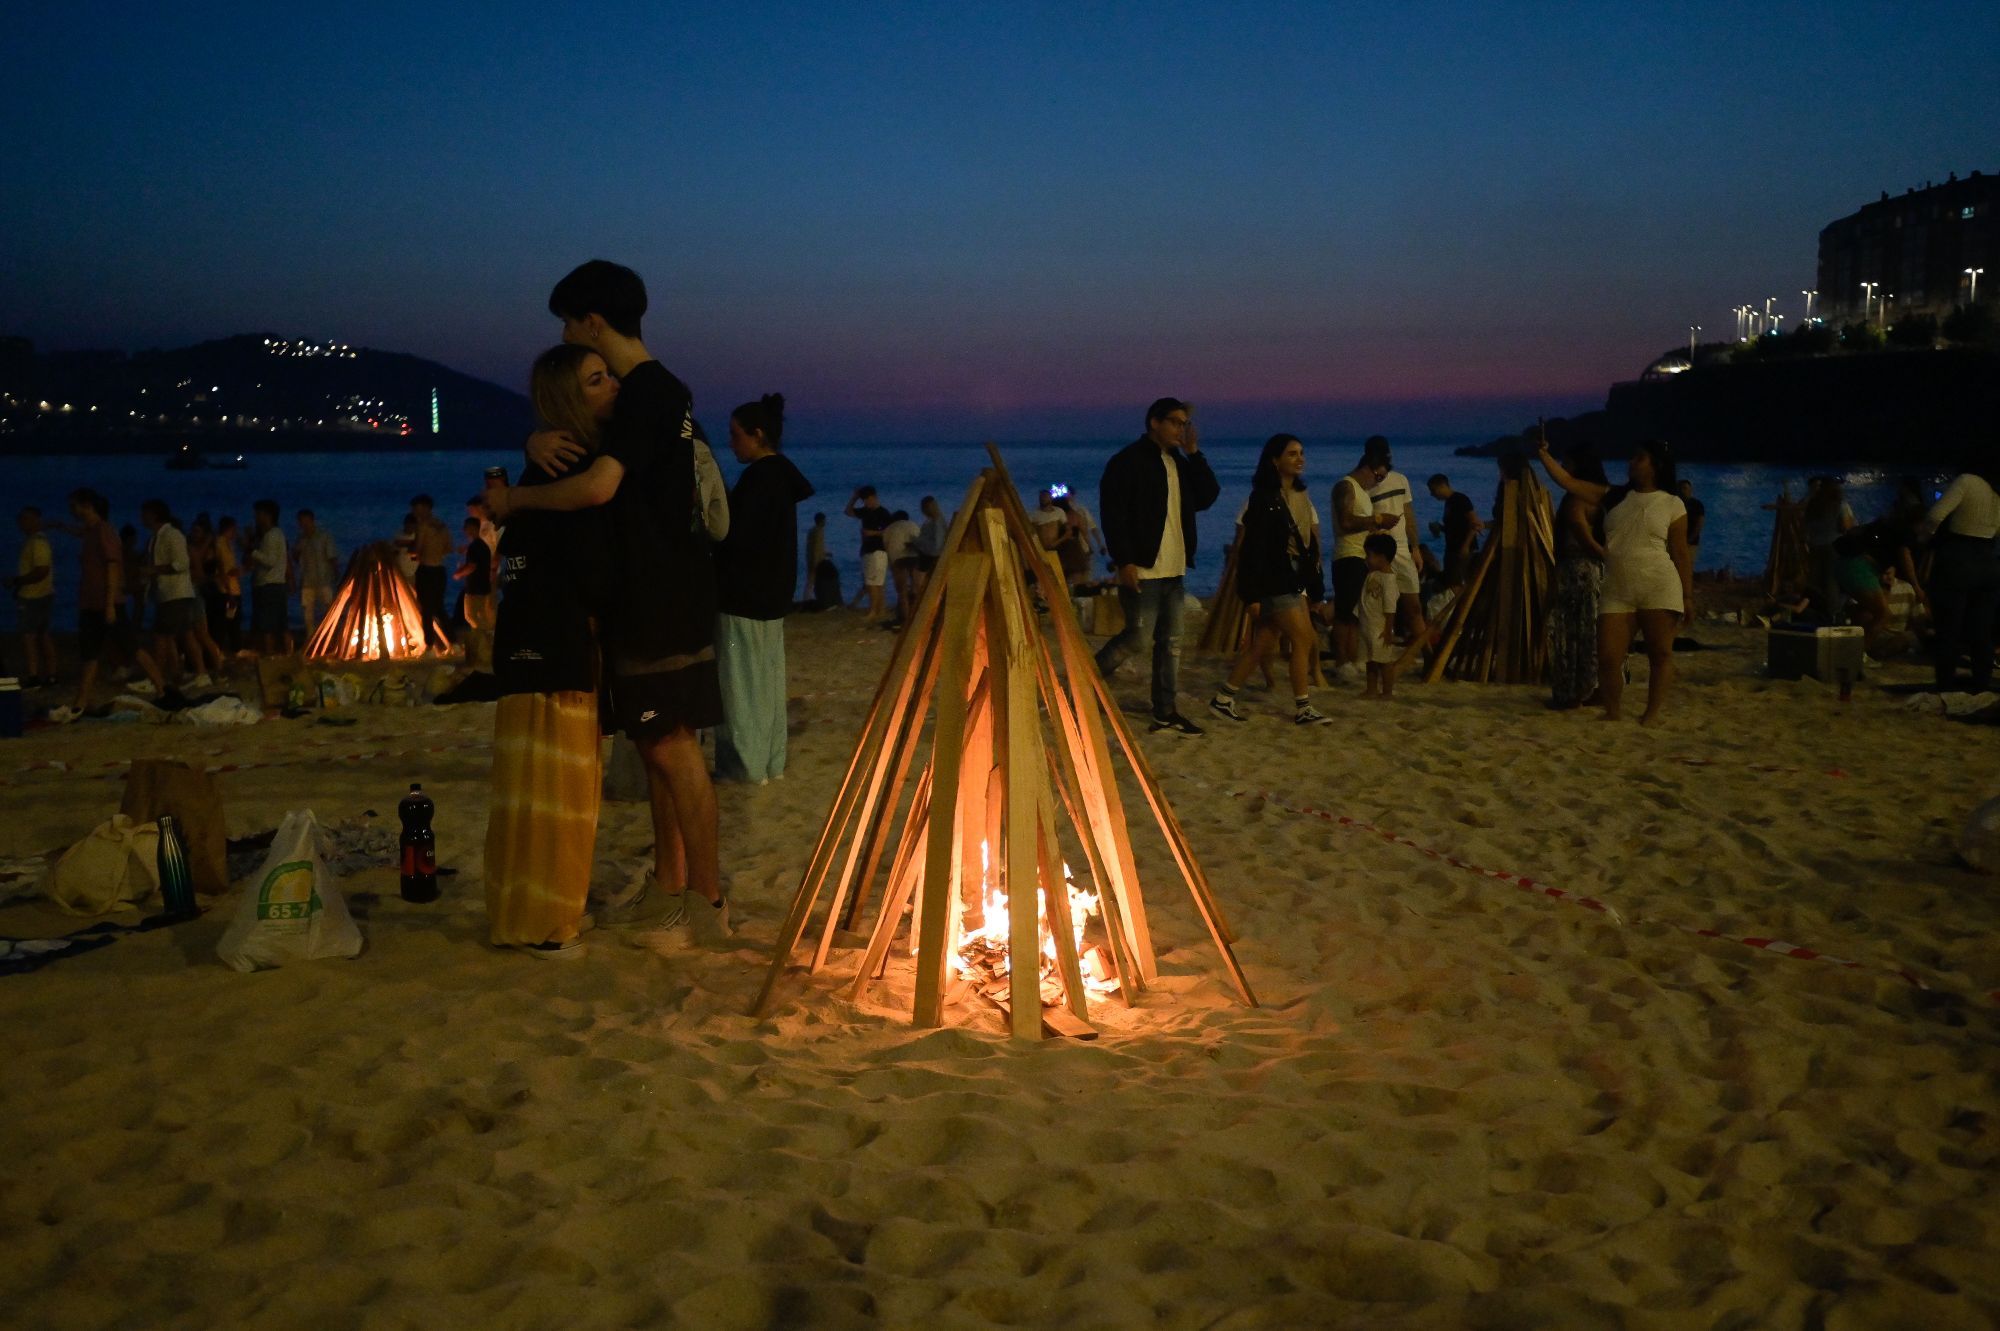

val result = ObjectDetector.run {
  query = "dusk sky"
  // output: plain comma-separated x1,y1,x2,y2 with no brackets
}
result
4,2,1996,441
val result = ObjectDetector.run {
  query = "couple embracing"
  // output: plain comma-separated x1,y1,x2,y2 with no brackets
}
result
479,260,733,959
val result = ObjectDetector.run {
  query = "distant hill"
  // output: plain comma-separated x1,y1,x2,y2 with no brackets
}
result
1461,345,2000,467
0,334,530,454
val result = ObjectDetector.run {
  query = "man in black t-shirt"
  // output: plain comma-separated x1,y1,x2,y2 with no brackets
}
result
487,260,726,941
844,485,892,622
1426,474,1483,589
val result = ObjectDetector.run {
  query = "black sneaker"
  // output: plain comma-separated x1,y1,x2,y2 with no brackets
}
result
1149,711,1205,736
1207,693,1247,722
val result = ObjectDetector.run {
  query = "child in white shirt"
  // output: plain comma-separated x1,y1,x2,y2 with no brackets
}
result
1359,533,1402,698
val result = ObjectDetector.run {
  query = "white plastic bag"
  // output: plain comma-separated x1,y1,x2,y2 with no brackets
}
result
217,810,363,971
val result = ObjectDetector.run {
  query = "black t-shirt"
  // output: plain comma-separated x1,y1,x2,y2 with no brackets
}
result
600,361,715,661
1442,492,1475,555
716,454,816,620
464,536,492,595
493,463,598,695
1684,496,1707,546
854,504,891,555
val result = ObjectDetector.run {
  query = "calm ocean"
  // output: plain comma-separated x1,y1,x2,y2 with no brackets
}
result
0,439,1944,633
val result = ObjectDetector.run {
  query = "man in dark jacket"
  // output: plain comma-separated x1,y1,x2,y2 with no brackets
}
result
1094,398,1221,735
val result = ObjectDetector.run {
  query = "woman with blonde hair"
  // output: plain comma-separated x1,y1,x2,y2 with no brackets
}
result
483,344,618,958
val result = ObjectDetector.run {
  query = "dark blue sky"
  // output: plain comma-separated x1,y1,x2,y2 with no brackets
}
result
4,2,1996,440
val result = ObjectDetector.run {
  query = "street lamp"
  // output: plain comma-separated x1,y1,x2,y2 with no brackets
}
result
1801,289,1817,322
1688,324,1701,358
1968,268,1985,305
1860,281,1879,326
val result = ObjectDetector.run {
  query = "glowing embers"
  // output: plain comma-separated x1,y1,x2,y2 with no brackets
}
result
951,842,1120,1006
303,542,431,662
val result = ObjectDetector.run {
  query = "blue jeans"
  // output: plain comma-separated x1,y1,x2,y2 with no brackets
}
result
1094,576,1186,719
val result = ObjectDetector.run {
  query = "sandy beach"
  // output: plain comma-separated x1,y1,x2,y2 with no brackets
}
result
3,607,1997,1329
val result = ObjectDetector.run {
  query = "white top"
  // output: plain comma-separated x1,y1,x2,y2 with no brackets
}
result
1604,489,1686,565
1359,569,1401,663
1136,451,1186,580
251,527,289,588
151,524,195,602
1368,470,1415,559
1331,475,1375,561
882,517,920,562
1927,473,2000,540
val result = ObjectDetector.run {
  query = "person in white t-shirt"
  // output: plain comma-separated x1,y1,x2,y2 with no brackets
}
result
1537,437,1693,724
881,509,921,626
139,499,205,691
1364,437,1432,661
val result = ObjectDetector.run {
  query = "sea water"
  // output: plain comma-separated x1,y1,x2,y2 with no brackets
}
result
0,440,1945,632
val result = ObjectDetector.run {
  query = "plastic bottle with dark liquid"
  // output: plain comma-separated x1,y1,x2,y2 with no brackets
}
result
398,783,438,903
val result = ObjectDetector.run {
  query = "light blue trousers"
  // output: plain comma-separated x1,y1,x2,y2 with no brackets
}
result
714,613,788,782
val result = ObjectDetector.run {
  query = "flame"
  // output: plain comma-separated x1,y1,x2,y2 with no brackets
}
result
951,840,1119,997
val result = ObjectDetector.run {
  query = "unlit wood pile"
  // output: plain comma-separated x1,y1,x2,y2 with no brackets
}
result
1762,497,1808,597
1424,466,1557,684
1194,538,1327,685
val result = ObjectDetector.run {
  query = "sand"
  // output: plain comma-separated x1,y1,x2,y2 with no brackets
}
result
2,609,1997,1329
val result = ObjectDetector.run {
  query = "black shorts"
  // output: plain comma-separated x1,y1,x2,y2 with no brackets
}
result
78,608,136,662
607,658,723,742
252,585,289,633
1331,557,1367,624
915,553,939,573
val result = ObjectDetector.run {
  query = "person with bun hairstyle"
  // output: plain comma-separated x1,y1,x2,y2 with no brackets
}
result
715,393,815,782
1536,434,1693,724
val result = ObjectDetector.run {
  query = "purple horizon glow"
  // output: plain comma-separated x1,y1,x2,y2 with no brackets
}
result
3,3,1995,440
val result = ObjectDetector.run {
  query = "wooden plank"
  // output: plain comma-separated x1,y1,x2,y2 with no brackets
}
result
1033,642,1141,1001
1035,780,1090,1021
750,474,987,1017
983,448,1263,1004
1427,530,1499,684
910,551,992,1028
989,510,1049,1040
831,626,945,935
981,469,1161,979
851,772,930,1001
984,465,1251,1001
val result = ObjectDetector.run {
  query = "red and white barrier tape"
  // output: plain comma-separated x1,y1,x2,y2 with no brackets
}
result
1223,786,1977,1001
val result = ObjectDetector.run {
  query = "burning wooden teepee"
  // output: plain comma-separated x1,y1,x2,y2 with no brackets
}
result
1423,463,1557,684
303,542,430,662
753,448,1256,1039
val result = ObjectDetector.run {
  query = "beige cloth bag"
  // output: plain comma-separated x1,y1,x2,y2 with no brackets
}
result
41,814,160,916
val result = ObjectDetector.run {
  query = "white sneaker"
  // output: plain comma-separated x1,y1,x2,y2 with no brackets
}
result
1334,662,1362,685
645,892,695,947
48,705,81,724
128,679,158,697
687,891,734,943
512,937,587,960
189,673,213,689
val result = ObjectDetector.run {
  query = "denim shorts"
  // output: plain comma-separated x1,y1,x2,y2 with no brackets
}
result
1260,592,1307,614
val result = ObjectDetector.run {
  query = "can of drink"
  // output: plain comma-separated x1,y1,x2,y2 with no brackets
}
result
483,466,507,485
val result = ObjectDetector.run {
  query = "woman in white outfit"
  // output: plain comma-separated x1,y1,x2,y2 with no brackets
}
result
1536,438,1693,724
